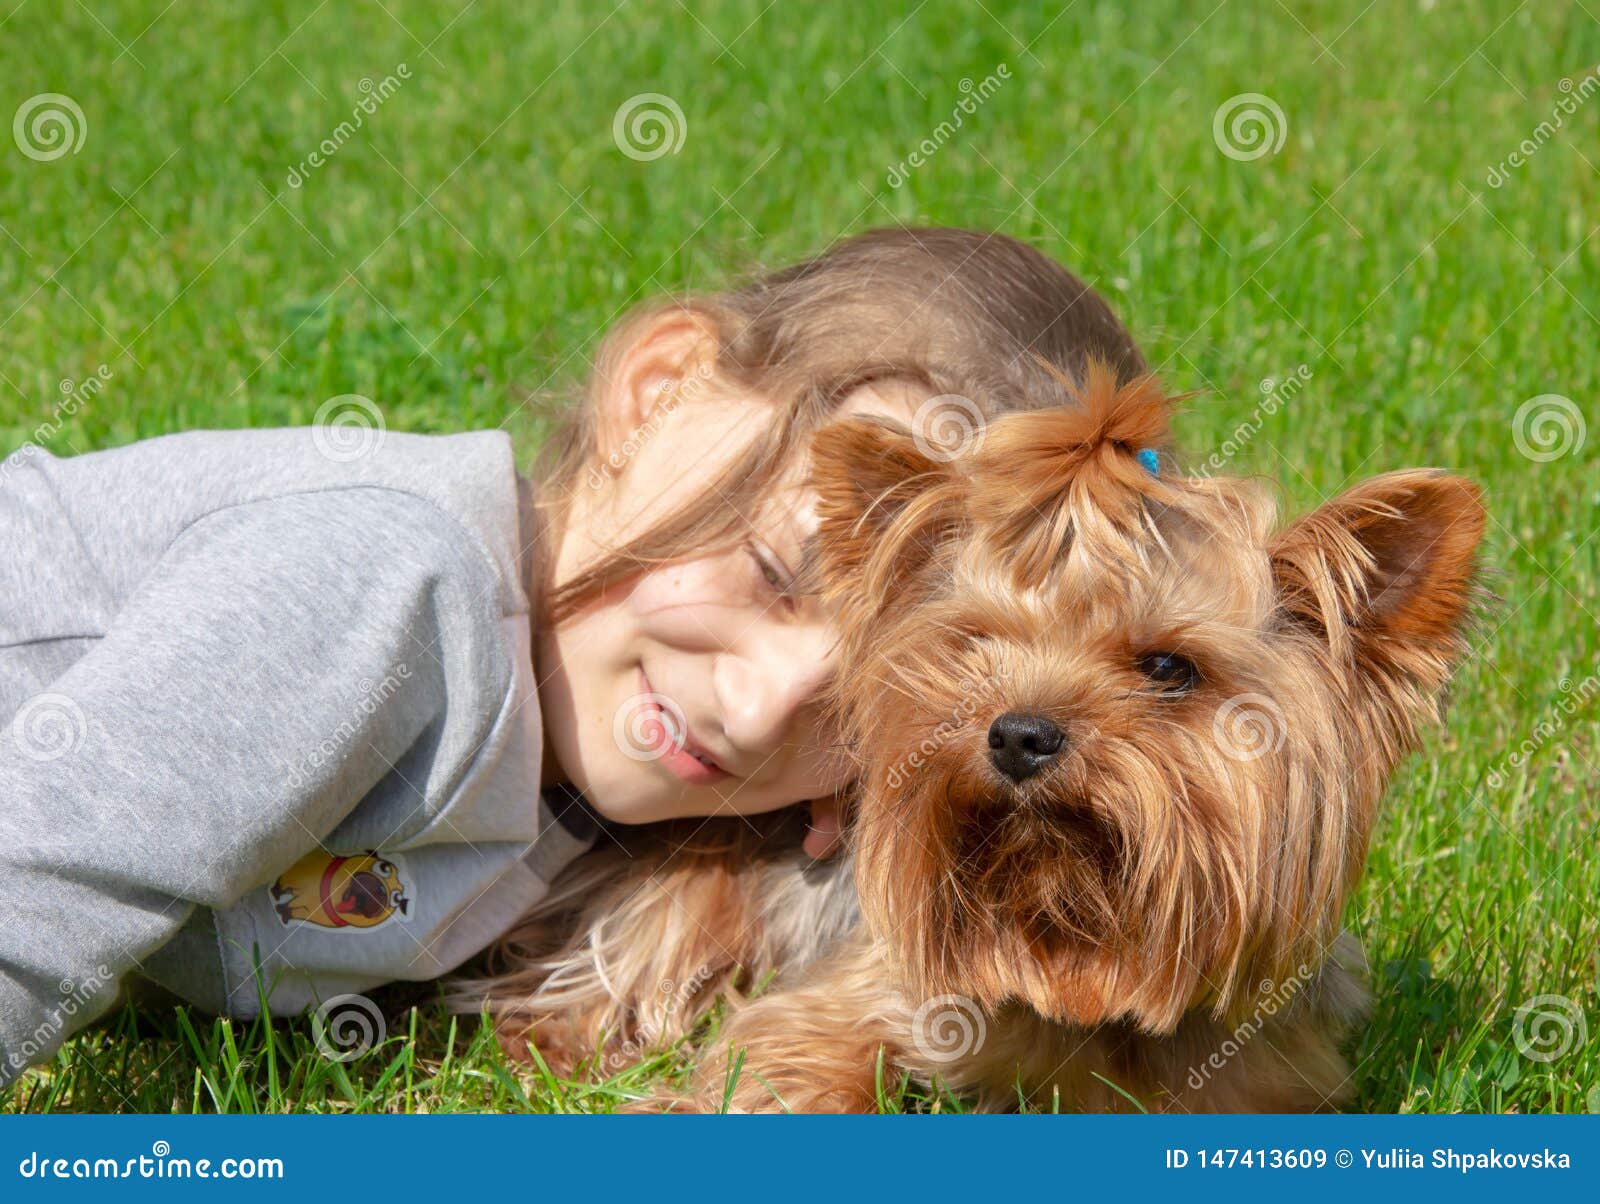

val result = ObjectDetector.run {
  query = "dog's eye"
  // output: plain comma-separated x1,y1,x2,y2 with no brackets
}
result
1137,652,1200,692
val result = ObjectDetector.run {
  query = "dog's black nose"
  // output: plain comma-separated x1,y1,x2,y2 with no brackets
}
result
987,712,1065,782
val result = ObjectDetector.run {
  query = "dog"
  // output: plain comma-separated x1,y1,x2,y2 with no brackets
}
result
475,362,1485,1112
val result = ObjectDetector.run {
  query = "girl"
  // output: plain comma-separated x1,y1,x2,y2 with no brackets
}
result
0,227,1144,1084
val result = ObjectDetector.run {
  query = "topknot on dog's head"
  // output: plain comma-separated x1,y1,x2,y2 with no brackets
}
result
967,358,1175,585
808,357,1179,616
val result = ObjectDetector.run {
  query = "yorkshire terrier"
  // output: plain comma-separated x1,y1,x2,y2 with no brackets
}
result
474,363,1485,1113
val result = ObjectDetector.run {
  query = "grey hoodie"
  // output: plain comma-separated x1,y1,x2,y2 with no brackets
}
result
0,428,595,1085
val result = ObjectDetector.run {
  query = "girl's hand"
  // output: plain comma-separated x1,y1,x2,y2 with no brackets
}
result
803,796,844,859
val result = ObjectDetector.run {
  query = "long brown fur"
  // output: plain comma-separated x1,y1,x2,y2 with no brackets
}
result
461,363,1485,1112
445,811,857,1075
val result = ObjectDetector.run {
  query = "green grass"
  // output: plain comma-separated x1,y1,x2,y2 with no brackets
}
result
2,0,1597,1113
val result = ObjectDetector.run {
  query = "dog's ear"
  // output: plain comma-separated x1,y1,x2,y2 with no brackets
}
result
1269,469,1486,687
810,416,962,621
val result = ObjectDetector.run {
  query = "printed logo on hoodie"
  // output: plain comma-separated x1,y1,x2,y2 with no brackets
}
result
270,850,411,930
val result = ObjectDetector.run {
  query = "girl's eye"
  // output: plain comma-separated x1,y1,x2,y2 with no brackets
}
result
1136,652,1200,692
747,542,793,597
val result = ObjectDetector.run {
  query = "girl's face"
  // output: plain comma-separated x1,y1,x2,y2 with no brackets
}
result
537,319,918,823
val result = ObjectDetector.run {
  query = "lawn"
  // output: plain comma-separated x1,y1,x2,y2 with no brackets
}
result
1,0,1596,1113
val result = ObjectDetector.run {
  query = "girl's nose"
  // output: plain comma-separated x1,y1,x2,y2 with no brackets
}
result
713,637,834,759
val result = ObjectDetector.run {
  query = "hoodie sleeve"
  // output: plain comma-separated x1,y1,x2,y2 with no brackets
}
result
0,486,490,1083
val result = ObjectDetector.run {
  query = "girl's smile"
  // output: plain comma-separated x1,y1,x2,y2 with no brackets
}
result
634,667,733,786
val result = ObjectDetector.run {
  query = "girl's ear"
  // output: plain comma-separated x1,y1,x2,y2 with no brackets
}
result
595,308,720,457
